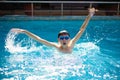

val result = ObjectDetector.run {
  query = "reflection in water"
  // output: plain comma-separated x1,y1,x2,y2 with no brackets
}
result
2,31,119,80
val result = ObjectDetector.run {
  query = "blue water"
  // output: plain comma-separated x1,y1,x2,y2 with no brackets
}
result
0,16,120,80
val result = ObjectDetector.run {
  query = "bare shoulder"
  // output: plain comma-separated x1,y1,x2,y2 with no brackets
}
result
50,42,59,48
68,40,75,48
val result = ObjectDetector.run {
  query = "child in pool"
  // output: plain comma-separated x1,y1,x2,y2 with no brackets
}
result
11,8,97,53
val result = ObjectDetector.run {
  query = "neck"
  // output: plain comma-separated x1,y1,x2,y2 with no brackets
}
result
62,45,67,49
61,44,68,49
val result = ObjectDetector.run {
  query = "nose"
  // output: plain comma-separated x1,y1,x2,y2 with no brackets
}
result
63,38,67,41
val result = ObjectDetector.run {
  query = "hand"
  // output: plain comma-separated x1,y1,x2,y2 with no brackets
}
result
10,28,25,33
89,8,98,16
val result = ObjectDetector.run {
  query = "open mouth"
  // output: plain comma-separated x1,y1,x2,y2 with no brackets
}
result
63,43,66,45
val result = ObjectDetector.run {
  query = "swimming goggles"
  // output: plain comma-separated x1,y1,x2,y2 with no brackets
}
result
59,36,69,40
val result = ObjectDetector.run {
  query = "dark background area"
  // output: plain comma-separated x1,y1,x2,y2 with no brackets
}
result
0,0,120,1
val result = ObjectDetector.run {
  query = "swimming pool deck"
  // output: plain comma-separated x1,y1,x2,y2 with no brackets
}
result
0,16,120,21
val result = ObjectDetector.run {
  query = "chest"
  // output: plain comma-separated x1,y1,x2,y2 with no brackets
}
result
58,46,72,53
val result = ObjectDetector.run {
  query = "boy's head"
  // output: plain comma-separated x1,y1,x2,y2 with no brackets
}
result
58,30,70,38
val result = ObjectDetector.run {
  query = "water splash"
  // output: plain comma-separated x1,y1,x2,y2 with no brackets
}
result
5,31,40,54
3,31,119,80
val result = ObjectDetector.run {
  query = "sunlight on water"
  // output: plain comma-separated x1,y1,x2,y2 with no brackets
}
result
3,31,119,80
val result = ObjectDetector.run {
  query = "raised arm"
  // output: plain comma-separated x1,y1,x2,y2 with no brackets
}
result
10,28,58,48
71,8,96,45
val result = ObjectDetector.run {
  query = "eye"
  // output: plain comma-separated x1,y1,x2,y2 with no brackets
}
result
59,36,64,40
65,36,69,40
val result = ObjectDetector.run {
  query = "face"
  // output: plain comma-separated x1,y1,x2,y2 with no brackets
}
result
58,34,70,46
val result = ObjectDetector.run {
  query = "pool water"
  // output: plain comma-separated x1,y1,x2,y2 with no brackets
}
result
0,16,120,80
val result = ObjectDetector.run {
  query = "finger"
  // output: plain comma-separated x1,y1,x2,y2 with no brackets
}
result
95,9,99,12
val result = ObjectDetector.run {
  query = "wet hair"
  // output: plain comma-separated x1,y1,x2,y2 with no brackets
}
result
58,30,70,38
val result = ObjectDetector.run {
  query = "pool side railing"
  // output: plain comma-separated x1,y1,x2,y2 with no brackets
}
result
0,1,120,16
